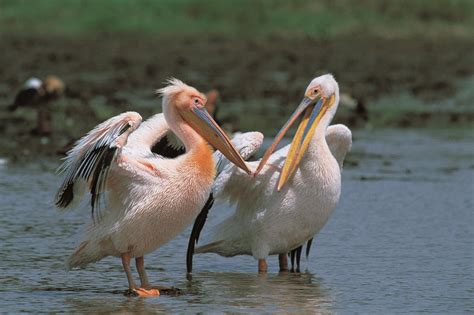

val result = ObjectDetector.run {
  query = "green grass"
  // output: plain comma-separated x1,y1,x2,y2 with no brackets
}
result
0,0,473,38
366,76,474,128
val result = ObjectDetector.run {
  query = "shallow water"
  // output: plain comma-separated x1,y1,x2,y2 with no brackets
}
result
0,129,473,313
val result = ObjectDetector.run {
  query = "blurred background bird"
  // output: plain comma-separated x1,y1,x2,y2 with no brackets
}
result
8,75,65,136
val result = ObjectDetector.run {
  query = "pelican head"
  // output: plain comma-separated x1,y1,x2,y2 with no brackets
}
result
158,78,251,174
256,74,340,190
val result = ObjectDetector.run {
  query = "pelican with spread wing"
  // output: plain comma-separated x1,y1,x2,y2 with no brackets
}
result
55,79,250,296
187,74,351,273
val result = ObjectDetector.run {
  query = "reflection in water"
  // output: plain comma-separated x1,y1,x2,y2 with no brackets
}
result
0,130,473,313
186,272,334,313
64,296,168,314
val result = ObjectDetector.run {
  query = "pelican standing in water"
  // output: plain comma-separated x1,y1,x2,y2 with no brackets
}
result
55,79,250,296
187,74,351,273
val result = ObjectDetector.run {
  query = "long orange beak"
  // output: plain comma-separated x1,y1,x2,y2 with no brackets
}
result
181,105,251,175
256,95,335,190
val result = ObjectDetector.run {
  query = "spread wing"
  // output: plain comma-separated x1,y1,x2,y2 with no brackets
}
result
55,112,142,221
122,113,171,158
186,131,264,275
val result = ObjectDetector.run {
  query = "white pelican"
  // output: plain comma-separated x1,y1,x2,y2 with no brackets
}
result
9,75,65,135
55,79,251,297
187,74,352,273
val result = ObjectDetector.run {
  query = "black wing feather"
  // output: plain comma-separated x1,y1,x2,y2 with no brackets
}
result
89,146,118,222
186,193,214,277
152,135,185,158
55,115,136,223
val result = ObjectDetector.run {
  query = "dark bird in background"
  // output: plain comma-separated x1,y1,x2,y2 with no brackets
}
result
9,75,65,135
152,89,220,157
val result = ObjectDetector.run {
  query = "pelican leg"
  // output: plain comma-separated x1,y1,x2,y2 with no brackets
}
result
122,254,159,297
289,245,303,273
135,256,150,288
258,259,268,273
136,256,172,294
290,249,296,272
122,253,137,290
295,246,302,273
278,254,289,272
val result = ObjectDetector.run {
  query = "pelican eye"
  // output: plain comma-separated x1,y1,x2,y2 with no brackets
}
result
193,98,200,105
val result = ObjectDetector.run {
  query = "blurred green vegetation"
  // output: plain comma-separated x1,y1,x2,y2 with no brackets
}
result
368,76,474,128
0,0,473,159
1,0,473,39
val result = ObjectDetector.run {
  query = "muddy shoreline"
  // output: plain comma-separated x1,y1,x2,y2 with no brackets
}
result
0,35,473,158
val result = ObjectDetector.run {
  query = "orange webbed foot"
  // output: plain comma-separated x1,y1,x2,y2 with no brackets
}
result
124,288,160,297
147,285,183,296
135,287,160,297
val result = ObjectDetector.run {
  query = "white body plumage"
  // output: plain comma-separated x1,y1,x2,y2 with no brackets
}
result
196,74,352,260
63,113,214,268
56,79,253,272
55,79,255,295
